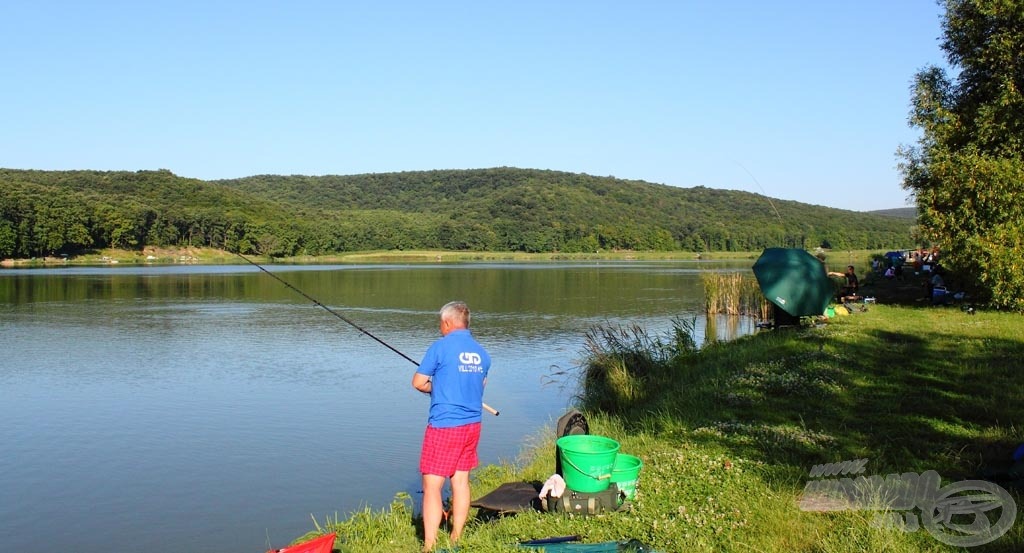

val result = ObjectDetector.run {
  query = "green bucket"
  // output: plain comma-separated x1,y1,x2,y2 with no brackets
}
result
610,454,643,500
556,434,620,493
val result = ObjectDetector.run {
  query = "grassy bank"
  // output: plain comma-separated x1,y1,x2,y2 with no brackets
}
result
289,294,1023,551
1,246,882,267
0,247,722,266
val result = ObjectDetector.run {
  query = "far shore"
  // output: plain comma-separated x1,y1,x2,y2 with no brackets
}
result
1,246,879,268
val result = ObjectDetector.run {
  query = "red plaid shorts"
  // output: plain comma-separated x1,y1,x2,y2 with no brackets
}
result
419,422,482,477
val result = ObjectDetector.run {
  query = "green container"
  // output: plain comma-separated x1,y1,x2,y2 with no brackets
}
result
610,453,643,500
556,435,620,493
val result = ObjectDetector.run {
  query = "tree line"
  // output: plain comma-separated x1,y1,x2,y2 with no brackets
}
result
0,167,912,259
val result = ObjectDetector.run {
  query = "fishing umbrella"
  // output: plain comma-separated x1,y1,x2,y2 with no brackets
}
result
884,251,905,266
752,248,835,317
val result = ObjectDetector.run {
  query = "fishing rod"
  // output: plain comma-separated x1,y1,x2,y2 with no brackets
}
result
234,251,499,416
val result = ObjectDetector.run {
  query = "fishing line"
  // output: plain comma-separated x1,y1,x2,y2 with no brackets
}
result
233,251,499,415
735,161,785,227
235,251,418,364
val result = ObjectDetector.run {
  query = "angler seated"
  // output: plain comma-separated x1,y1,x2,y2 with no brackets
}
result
828,265,859,302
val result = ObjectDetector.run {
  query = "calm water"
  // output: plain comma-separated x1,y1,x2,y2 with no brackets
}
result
0,261,751,553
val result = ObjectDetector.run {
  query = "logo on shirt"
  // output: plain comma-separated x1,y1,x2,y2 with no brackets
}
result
459,352,483,372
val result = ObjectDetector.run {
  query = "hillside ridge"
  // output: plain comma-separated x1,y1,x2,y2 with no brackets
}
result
0,167,912,258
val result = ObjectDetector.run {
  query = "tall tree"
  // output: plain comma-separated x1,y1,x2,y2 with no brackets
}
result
0,219,15,258
899,0,1024,310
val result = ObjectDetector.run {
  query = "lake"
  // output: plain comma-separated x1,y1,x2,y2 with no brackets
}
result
0,261,753,553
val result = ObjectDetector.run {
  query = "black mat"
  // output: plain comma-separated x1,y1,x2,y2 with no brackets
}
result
471,481,544,513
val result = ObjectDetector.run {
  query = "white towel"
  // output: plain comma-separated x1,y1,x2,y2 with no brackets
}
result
539,473,566,500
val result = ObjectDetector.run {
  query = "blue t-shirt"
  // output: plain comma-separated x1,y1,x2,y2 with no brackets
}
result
417,329,491,428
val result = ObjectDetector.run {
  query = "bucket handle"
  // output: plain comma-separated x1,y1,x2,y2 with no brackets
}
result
561,454,612,481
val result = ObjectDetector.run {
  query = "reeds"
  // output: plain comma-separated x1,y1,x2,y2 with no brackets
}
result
703,271,771,320
577,317,697,413
703,272,743,315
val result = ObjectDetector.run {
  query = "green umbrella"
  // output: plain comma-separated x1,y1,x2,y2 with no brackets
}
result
752,248,835,317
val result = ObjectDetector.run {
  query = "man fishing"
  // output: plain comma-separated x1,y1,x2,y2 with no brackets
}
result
829,265,860,302
412,301,491,552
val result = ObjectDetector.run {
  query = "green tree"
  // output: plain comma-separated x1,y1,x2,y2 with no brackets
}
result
0,219,15,258
899,0,1024,311
32,199,92,255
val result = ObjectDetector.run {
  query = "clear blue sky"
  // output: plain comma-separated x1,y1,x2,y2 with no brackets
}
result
1,1,946,211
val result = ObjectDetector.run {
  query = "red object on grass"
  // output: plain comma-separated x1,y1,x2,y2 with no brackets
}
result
267,533,336,553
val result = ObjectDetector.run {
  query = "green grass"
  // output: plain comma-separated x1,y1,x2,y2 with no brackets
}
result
289,292,1024,552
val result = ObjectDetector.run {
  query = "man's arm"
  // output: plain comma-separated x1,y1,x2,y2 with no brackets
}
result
412,372,432,394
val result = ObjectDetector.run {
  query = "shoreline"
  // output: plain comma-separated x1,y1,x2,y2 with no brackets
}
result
2,246,879,268
280,269,1024,551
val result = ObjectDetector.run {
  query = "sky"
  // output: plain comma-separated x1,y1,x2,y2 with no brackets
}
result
1,1,948,211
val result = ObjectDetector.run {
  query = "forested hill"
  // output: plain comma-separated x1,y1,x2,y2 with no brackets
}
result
867,207,916,219
0,167,912,258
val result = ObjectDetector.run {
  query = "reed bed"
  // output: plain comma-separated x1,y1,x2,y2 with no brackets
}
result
703,271,771,320
576,318,697,412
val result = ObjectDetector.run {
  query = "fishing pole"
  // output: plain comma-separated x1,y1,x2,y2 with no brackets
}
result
233,251,499,416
